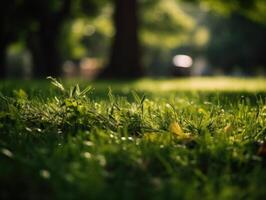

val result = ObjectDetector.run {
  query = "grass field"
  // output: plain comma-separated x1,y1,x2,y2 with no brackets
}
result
0,77,266,200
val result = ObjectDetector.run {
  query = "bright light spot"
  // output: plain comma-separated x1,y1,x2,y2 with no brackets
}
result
40,169,50,179
83,152,92,159
173,55,193,68
1,148,13,158
96,155,106,166
83,141,94,146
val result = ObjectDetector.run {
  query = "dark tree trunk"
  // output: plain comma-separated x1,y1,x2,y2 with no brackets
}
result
29,22,62,78
39,24,61,77
28,33,46,78
25,0,72,78
100,0,143,78
0,42,7,79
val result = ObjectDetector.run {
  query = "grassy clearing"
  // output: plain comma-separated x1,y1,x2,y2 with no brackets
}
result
0,77,266,200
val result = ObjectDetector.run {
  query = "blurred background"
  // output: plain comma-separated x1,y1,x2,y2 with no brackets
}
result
0,0,265,79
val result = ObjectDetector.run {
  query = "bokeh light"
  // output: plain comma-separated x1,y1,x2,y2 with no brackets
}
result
173,55,193,68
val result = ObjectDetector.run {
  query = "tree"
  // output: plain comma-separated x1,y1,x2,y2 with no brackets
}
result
99,0,142,78
21,0,101,78
0,0,73,78
19,0,72,77
0,0,104,78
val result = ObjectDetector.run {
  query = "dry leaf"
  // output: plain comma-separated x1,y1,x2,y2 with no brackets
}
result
224,124,233,134
169,122,192,140
169,122,183,135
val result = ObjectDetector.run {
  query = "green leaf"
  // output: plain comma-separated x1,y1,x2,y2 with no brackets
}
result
79,85,92,97
132,90,141,104
13,89,27,99
47,76,65,92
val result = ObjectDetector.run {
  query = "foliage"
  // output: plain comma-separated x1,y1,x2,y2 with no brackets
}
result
140,0,195,48
187,0,266,24
61,5,113,60
0,78,266,199
205,14,266,74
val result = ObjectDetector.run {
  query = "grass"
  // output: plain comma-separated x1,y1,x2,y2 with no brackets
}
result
0,77,265,200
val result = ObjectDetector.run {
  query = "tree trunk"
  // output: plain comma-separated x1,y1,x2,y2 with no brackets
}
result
100,0,143,78
28,22,62,78
39,25,61,77
28,33,46,78
0,42,7,79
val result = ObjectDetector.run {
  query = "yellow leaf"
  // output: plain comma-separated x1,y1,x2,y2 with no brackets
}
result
224,124,233,134
169,122,192,140
169,122,184,136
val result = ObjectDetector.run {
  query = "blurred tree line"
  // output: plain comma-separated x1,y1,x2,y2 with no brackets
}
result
0,0,265,79
0,0,103,78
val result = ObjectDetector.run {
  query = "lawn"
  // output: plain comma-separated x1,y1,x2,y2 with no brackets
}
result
0,77,266,200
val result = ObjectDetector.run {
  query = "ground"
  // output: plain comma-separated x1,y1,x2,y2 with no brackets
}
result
0,77,265,200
